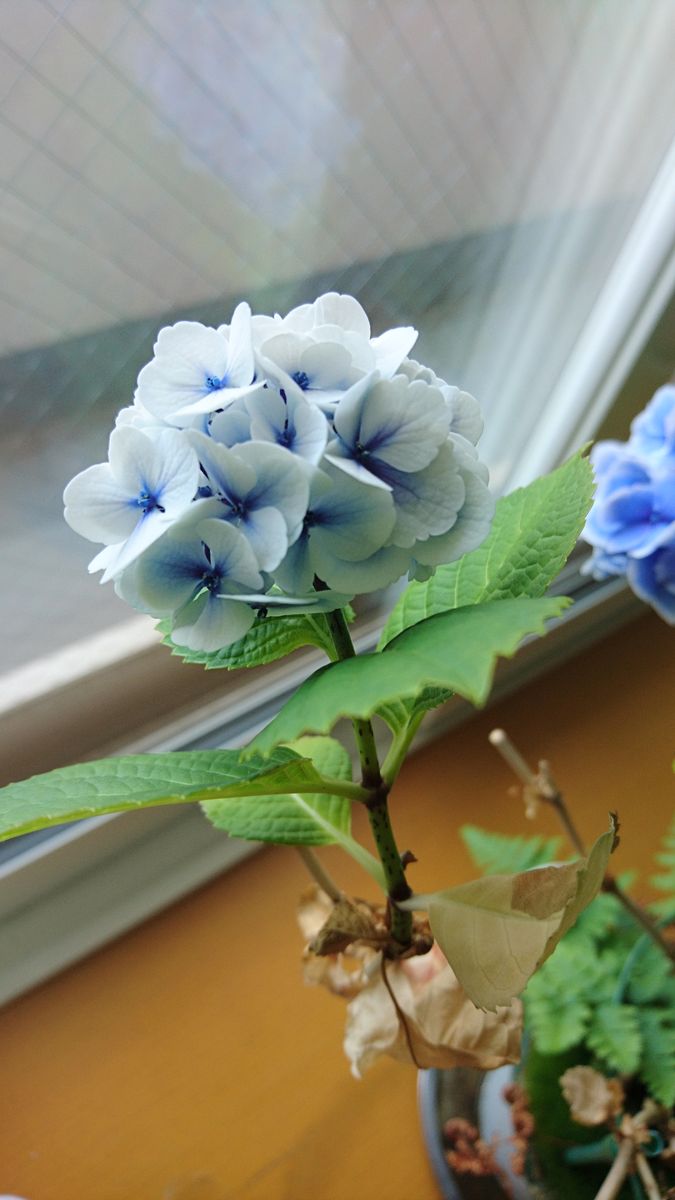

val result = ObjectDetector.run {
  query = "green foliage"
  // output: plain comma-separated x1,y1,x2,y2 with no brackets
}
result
650,811,675,915
638,1010,675,1108
251,596,567,753
379,449,593,646
461,824,562,875
586,1005,642,1075
469,823,675,1105
0,747,343,841
202,736,385,888
157,609,341,670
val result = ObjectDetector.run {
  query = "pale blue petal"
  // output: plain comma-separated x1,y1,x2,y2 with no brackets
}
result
220,301,255,387
64,463,137,543
311,542,410,592
234,441,310,539
384,445,465,548
412,468,494,567
173,593,256,652
370,326,418,377
198,518,263,589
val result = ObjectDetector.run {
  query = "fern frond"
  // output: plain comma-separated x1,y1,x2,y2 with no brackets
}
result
586,1005,642,1076
461,825,562,876
638,1010,675,1107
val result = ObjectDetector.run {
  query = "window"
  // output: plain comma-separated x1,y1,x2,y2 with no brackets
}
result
2,1,675,997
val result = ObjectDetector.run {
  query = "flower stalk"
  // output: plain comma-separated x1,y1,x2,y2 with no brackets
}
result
322,605,413,948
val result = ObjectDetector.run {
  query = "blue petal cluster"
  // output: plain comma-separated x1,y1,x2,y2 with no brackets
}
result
64,293,494,651
583,384,675,623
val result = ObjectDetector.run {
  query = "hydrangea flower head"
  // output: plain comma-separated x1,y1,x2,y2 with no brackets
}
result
583,382,675,624
64,293,494,651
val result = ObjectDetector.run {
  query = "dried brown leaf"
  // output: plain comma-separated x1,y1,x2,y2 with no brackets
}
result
343,943,522,1077
560,1066,625,1126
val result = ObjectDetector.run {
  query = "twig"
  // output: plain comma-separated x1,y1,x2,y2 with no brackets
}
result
295,846,343,902
489,729,675,967
593,1137,635,1200
635,1151,662,1200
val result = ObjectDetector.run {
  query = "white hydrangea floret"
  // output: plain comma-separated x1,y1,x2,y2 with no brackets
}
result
63,425,199,583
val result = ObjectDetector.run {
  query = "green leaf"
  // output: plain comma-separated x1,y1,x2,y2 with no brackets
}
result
157,609,340,670
586,1005,642,1075
638,1010,675,1106
650,812,675,909
525,942,593,1053
251,596,567,753
461,825,563,876
407,821,615,1011
627,941,675,1004
203,736,385,886
0,748,348,842
380,449,593,647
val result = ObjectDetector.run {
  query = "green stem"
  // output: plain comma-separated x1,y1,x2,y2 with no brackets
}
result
321,606,413,948
382,709,425,788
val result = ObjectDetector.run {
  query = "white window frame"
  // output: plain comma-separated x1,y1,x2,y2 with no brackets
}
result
2,140,675,1005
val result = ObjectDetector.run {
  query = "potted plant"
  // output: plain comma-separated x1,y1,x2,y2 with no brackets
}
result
418,384,675,1199
0,293,669,1196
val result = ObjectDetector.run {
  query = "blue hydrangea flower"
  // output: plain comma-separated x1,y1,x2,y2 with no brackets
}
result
64,293,495,651
186,433,310,572
135,303,262,425
627,537,675,624
117,517,353,651
253,292,418,408
273,463,402,593
583,383,675,624
584,444,675,558
63,425,199,582
629,384,675,463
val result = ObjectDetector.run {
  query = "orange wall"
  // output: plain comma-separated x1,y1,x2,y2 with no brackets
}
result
0,612,673,1200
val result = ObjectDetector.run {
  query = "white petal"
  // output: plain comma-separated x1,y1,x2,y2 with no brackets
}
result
411,471,495,567
387,446,465,548
64,463,137,543
370,326,418,377
324,451,393,491
234,441,310,538
312,465,396,562
311,542,410,592
221,301,255,386
313,293,371,338
173,593,255,652
100,511,176,582
198,518,264,588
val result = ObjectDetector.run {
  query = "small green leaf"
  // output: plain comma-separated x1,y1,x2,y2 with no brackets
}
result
525,941,594,1053
203,735,351,846
157,609,340,670
0,748,344,842
650,812,675,910
408,821,615,1011
627,941,675,1004
251,596,567,753
638,1010,675,1106
380,449,593,646
586,1005,642,1075
461,826,563,876
203,735,385,886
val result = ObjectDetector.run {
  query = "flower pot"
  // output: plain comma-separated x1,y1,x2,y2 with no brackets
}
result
418,1063,645,1200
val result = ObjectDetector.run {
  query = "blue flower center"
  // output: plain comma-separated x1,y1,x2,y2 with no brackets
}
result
292,370,311,391
205,374,228,392
136,490,165,515
202,569,222,594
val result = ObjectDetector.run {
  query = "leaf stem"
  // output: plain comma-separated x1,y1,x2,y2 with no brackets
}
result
381,709,425,788
295,846,343,902
489,728,675,967
321,605,413,948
